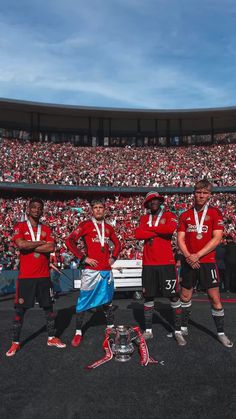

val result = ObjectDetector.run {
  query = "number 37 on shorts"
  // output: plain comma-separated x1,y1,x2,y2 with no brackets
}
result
163,279,178,296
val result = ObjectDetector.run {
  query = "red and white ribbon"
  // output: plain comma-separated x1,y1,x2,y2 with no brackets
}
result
86,326,158,369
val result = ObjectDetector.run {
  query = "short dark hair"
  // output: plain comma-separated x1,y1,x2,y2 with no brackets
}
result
90,198,105,207
194,179,212,192
29,198,44,209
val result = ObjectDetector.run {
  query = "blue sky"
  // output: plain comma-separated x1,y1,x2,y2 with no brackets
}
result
0,0,236,109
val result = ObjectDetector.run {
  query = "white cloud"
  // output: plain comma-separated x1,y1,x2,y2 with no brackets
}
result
0,1,235,109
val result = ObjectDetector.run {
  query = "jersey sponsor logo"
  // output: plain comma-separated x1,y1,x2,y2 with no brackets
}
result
24,232,30,235
217,220,224,226
171,218,178,223
92,237,109,244
186,224,208,233
186,217,191,221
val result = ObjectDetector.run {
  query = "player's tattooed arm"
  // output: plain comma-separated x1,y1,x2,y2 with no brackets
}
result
34,241,55,254
15,238,47,251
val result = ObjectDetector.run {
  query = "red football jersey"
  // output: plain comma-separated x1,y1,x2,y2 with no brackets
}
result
135,211,177,266
13,221,54,278
65,219,121,271
178,206,224,263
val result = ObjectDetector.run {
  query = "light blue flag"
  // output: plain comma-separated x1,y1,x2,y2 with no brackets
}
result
76,270,114,313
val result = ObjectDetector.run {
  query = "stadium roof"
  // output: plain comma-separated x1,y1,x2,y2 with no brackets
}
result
1,97,236,136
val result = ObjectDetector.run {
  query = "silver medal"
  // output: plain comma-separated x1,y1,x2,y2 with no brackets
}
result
196,233,203,240
194,203,209,240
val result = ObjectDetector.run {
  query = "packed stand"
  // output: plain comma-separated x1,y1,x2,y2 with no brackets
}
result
0,194,235,272
0,138,235,187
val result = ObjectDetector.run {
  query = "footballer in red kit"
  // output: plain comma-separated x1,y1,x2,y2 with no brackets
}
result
135,192,186,346
65,199,121,348
6,198,66,357
178,179,233,347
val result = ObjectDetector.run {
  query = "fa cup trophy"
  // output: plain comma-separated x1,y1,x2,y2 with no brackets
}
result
86,325,159,369
111,325,135,362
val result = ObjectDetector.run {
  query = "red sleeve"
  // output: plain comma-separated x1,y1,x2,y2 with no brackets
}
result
147,212,177,236
109,226,121,258
135,216,158,240
65,223,86,259
212,209,224,231
12,222,24,242
177,214,187,233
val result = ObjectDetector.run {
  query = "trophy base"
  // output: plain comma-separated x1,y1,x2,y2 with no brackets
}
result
115,354,131,362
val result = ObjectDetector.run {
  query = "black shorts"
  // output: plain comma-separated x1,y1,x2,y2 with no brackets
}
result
15,277,54,309
142,265,179,298
181,262,220,291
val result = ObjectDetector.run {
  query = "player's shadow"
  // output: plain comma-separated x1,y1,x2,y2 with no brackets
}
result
128,300,173,333
20,305,76,347
55,303,119,336
21,325,46,348
129,300,219,341
20,306,74,347
188,319,219,341
55,305,76,337
83,304,119,334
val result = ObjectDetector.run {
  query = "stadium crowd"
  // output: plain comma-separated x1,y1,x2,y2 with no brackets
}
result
0,194,235,277
0,138,235,187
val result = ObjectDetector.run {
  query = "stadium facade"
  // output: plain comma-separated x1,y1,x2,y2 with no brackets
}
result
1,98,236,146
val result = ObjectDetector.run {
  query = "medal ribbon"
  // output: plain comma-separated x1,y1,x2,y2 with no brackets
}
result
132,327,158,366
27,220,41,241
86,332,113,369
92,218,105,248
147,208,164,227
194,202,209,234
